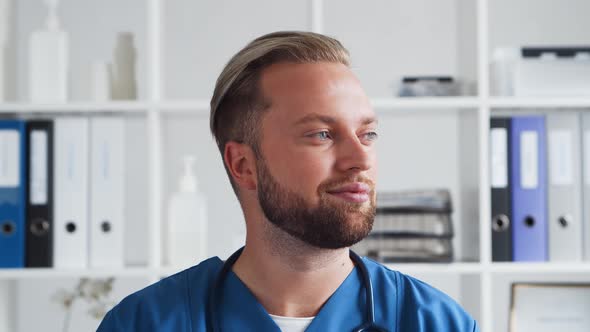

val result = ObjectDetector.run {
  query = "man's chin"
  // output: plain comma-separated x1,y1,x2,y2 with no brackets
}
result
324,201,375,217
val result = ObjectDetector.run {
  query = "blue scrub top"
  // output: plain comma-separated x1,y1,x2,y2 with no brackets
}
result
97,256,479,331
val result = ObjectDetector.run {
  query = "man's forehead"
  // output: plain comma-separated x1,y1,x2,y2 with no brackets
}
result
260,62,358,99
262,61,349,79
259,62,373,123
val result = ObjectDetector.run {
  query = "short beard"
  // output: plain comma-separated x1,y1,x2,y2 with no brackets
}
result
256,156,376,249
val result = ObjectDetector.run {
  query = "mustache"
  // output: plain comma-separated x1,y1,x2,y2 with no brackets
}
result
319,175,376,193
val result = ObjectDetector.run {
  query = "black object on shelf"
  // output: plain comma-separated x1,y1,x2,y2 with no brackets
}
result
521,46,590,58
353,189,454,263
402,76,454,83
398,76,460,97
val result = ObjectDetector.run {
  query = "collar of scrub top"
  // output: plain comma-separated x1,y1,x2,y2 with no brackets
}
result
206,246,390,332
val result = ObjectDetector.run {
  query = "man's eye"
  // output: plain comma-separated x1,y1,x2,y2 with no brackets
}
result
312,131,331,140
363,131,378,141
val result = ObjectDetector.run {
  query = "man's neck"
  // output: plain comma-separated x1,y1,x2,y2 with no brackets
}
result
231,230,354,318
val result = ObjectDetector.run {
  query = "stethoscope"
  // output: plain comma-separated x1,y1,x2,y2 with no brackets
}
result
207,246,390,332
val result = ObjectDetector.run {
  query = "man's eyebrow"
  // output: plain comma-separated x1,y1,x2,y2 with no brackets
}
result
294,113,337,126
293,113,378,126
362,117,378,126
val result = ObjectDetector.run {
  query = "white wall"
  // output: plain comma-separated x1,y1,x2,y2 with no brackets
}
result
489,0,590,53
163,0,311,100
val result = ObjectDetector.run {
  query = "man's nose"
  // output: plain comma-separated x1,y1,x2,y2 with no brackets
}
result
336,134,373,172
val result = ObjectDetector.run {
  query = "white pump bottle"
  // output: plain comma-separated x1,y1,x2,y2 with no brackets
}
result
165,155,208,268
29,0,69,102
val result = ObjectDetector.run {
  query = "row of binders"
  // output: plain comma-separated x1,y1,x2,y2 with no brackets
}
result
0,117,125,268
490,112,590,262
354,189,454,263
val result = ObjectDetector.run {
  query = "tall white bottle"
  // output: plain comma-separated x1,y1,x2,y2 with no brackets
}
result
29,0,68,102
166,155,208,268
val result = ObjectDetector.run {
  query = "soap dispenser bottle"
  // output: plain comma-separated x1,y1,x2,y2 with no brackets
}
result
29,0,69,102
166,155,208,268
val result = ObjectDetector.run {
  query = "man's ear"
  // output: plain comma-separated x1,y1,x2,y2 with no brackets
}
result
224,141,257,191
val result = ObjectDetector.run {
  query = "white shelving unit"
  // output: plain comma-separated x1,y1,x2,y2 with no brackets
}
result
490,97,590,109
1,0,590,331
3,262,590,280
0,101,150,113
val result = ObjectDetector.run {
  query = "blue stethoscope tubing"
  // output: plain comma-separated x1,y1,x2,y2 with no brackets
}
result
206,246,390,332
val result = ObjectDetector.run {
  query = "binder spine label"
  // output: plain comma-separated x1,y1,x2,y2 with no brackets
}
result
521,131,539,189
0,130,20,187
100,141,110,179
549,130,573,186
491,128,509,188
30,130,48,205
67,141,77,180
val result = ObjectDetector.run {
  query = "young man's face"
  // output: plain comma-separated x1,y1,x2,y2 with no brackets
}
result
255,61,378,249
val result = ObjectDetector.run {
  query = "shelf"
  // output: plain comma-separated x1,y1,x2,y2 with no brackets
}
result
3,262,589,280
489,262,590,274
0,267,160,279
386,262,482,274
159,100,210,113
0,101,151,113
6,97,590,114
490,97,590,109
383,262,590,275
0,263,482,279
157,97,480,115
371,97,479,109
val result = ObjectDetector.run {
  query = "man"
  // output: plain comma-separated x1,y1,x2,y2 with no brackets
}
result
98,31,479,331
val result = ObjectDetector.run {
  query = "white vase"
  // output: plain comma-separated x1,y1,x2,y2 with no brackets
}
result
111,32,137,100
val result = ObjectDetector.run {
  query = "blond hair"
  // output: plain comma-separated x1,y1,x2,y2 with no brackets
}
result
210,31,350,194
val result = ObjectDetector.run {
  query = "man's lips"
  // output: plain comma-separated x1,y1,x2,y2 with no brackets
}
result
326,182,371,203
327,182,371,194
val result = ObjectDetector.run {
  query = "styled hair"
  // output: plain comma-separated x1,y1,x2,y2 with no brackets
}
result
210,31,350,194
